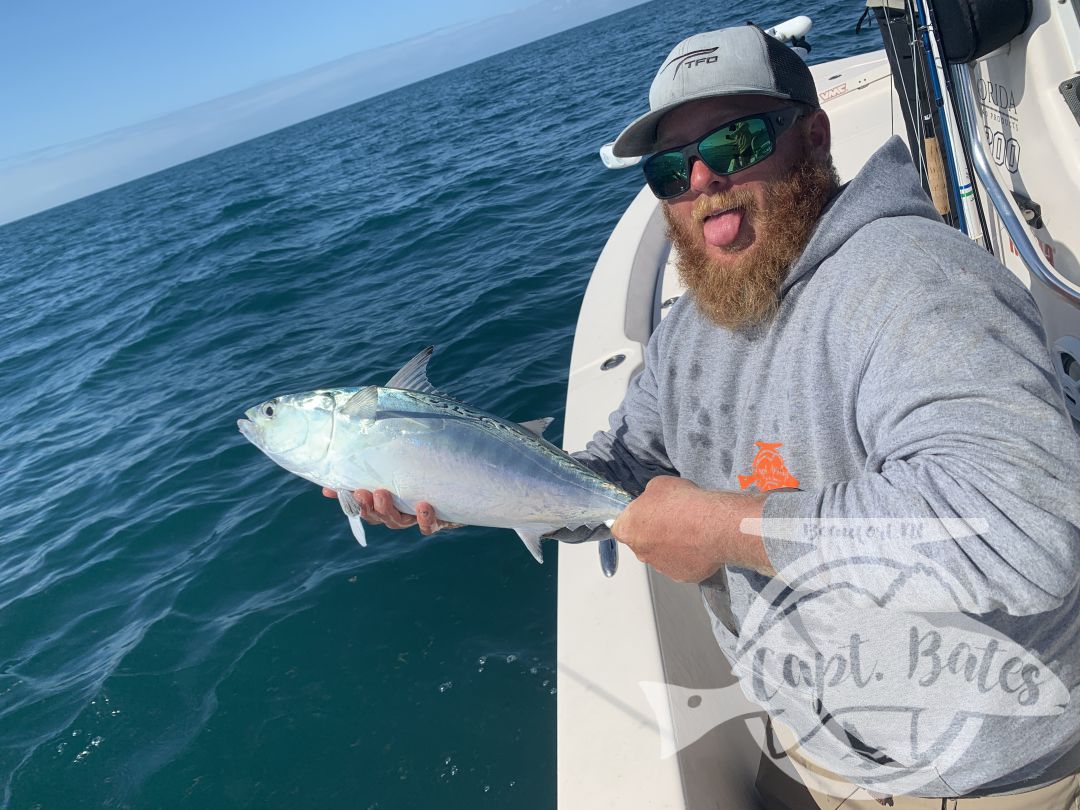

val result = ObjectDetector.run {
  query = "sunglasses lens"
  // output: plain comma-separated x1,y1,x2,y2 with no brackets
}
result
642,114,784,199
699,118,773,175
643,151,690,199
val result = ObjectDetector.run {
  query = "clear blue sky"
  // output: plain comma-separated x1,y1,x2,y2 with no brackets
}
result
0,0,552,162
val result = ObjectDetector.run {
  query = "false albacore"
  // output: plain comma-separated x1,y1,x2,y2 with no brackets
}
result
238,347,628,569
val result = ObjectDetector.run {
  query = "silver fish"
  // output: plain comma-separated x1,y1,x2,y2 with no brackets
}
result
238,347,629,568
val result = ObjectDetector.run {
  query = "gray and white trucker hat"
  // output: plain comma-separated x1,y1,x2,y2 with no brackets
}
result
611,25,819,158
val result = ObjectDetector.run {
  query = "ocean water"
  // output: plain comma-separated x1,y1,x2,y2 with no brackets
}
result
0,2,875,807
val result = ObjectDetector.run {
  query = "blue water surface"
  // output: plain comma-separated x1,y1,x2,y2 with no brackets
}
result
0,1,875,806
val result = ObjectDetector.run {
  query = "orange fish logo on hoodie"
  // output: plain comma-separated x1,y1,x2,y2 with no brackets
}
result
737,442,800,492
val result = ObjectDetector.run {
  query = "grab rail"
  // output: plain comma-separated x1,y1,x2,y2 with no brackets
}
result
949,63,1080,307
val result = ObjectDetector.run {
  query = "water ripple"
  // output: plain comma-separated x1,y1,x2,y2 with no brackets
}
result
0,1,869,806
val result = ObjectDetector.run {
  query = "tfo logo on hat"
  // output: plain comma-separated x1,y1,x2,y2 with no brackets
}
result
664,47,720,79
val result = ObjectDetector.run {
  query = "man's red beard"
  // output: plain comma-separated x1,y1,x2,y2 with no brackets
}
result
663,153,840,330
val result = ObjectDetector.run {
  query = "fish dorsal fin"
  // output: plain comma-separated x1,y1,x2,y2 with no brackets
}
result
340,385,379,419
385,346,450,398
518,417,554,437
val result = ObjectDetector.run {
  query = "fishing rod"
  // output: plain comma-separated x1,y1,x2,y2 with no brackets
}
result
911,0,993,251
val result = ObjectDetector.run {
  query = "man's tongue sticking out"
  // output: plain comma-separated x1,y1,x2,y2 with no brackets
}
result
703,208,745,248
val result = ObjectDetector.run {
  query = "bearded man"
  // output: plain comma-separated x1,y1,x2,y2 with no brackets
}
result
333,24,1080,810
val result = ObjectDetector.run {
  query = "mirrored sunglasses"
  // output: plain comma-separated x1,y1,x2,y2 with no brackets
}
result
643,107,806,200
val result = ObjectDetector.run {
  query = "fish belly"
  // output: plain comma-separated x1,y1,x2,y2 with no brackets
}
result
324,418,621,531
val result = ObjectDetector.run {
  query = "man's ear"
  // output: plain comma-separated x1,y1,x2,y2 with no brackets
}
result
805,108,831,162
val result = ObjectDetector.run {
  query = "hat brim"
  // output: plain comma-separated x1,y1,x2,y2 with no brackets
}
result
610,88,803,158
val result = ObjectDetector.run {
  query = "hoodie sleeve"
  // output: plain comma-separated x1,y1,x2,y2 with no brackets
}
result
573,326,679,497
761,273,1080,616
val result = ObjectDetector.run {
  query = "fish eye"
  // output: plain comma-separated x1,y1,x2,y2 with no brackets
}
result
263,401,277,418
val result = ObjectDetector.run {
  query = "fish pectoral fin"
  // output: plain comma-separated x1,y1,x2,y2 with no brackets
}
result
337,490,368,547
513,527,552,564
340,386,379,420
384,346,454,399
517,417,554,437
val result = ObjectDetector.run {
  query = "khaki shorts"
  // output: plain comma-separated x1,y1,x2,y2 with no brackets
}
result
755,720,1080,810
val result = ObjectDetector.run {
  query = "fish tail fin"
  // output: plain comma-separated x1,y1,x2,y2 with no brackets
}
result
598,537,618,577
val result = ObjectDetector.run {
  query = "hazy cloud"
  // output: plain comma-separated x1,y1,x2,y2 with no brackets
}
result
0,0,646,226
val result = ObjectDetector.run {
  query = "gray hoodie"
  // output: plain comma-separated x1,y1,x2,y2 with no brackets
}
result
580,137,1080,797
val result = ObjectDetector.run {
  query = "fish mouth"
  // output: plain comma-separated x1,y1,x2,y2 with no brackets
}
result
237,418,258,443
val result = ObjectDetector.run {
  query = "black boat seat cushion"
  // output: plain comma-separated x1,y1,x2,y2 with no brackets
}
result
934,0,1033,62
